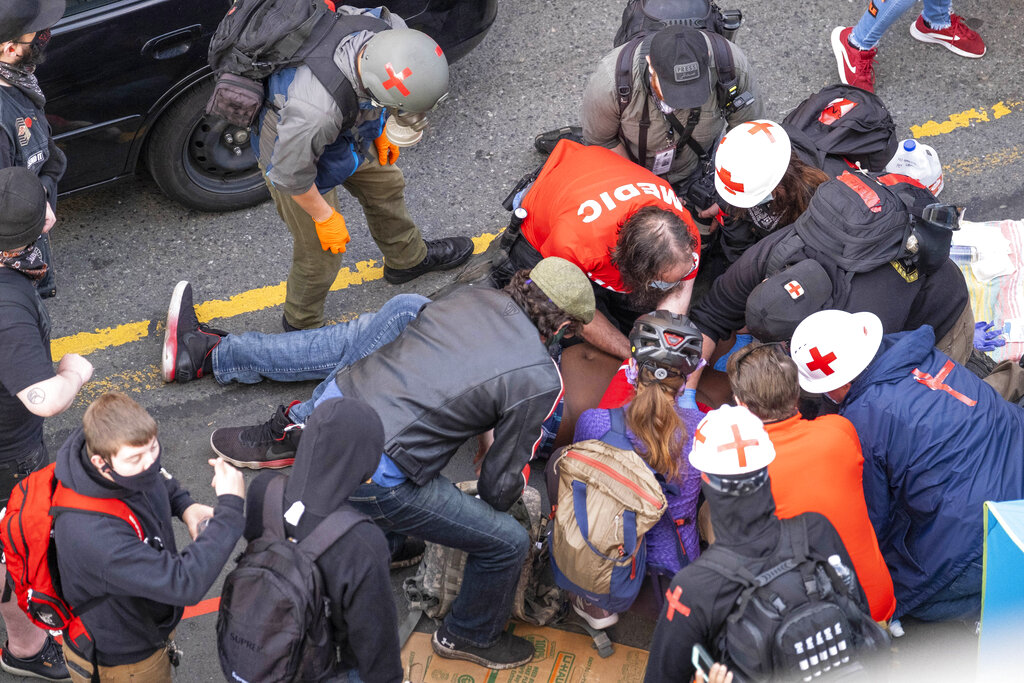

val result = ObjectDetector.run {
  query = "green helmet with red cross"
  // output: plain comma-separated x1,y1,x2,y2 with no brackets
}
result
359,28,449,113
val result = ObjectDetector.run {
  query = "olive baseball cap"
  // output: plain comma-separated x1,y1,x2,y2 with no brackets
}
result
0,167,47,250
648,26,712,110
529,257,595,323
0,0,66,43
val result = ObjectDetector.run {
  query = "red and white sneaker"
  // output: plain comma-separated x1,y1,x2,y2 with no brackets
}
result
909,14,986,58
830,26,877,93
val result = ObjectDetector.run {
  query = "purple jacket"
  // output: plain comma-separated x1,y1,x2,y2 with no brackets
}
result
573,405,703,573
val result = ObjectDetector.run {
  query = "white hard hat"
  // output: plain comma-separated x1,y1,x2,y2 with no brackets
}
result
713,120,792,208
790,310,883,393
688,405,775,476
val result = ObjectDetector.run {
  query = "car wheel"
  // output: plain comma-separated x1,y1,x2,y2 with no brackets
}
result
145,79,268,213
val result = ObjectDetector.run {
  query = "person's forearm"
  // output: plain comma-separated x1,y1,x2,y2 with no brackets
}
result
17,370,84,418
659,278,694,315
608,142,630,160
291,185,333,222
582,311,632,360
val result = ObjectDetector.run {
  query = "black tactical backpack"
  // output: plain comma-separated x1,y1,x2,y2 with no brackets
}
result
782,84,899,178
216,476,365,683
205,0,387,128
613,0,742,47
700,516,889,682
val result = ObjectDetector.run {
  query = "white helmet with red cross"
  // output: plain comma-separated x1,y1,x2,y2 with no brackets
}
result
688,405,775,476
713,120,791,208
790,310,883,393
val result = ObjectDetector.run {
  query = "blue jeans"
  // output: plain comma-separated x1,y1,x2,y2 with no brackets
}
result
212,293,428,422
904,560,982,622
348,477,530,646
851,0,951,49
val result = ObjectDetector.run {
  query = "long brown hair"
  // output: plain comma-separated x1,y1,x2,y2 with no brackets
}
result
625,368,687,482
736,152,828,228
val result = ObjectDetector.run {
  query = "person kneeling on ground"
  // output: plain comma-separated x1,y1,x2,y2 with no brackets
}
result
644,405,879,682
214,257,595,670
790,309,1024,622
726,341,895,622
53,393,245,682
243,398,403,682
551,311,705,630
499,139,701,362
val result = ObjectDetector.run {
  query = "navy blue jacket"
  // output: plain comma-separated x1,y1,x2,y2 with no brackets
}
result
840,326,1024,617
53,428,244,666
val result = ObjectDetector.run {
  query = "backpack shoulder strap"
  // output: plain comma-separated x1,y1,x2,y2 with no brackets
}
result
301,13,391,131
604,408,634,451
698,545,759,587
615,36,651,165
705,32,739,114
263,474,289,539
297,509,367,559
51,484,145,541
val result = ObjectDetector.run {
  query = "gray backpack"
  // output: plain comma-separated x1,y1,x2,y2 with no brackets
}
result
401,482,564,639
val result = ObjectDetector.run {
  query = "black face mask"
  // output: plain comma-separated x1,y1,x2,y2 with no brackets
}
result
21,29,50,70
103,452,163,492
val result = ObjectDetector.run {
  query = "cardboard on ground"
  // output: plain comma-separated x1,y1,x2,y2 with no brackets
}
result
401,623,650,683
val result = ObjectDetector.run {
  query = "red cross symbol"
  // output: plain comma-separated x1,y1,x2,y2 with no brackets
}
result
665,586,691,621
818,98,857,126
717,424,758,468
694,426,706,444
785,280,803,299
716,167,744,194
912,360,977,407
806,347,837,376
381,63,412,97
746,121,775,142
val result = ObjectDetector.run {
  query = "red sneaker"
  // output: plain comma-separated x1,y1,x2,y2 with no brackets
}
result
909,13,986,58
830,26,877,92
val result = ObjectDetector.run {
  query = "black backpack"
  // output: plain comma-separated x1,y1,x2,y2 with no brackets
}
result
701,517,889,682
205,0,388,128
613,0,742,47
782,85,898,178
216,476,365,683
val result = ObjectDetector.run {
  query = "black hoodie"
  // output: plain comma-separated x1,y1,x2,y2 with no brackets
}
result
244,398,402,683
53,427,244,666
644,476,864,682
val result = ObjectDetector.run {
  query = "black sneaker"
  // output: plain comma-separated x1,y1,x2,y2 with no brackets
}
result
1,634,71,681
431,624,534,670
533,125,583,155
162,281,227,383
282,313,302,333
210,403,303,469
389,537,426,569
383,237,474,285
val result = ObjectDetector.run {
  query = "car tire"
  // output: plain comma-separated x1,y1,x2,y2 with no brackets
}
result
145,79,268,213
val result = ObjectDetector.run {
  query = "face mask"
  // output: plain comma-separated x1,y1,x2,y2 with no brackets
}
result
546,326,568,358
648,278,681,291
103,453,163,492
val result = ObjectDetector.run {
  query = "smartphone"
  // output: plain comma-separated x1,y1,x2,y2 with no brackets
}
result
692,644,714,680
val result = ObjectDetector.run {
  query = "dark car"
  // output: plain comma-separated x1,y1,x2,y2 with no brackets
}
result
39,0,496,212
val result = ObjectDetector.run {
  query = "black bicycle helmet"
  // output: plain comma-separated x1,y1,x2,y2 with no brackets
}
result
629,310,703,378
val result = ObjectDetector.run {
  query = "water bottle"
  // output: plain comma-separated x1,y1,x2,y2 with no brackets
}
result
827,554,856,593
885,139,944,196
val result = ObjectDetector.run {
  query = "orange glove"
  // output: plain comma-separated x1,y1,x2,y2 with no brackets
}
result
313,210,350,254
374,133,400,165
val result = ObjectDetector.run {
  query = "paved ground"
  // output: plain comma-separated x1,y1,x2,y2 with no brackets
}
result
4,0,1021,679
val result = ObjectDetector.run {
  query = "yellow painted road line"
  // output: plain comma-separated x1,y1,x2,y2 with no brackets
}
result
911,100,1022,139
51,231,500,360
944,146,1023,179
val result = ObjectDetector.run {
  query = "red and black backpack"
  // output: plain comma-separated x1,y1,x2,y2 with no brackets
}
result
0,463,145,654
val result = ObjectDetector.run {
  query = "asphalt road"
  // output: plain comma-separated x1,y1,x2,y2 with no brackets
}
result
6,0,1021,679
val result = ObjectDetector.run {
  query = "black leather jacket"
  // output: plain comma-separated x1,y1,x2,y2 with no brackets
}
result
335,287,562,512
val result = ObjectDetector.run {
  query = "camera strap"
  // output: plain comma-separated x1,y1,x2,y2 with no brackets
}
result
665,109,707,161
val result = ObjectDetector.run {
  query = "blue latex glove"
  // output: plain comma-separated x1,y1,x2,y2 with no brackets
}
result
677,388,699,411
714,333,753,372
974,321,1006,351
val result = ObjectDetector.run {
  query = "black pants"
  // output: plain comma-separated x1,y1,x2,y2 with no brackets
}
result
0,443,47,508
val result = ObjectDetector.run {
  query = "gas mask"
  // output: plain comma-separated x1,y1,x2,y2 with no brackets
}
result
902,203,962,276
384,109,431,147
